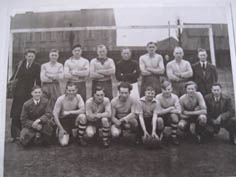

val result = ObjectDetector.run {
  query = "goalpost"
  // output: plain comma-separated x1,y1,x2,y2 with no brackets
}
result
8,24,216,79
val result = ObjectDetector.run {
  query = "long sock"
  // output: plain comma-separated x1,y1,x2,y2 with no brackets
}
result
171,123,178,138
102,126,110,142
78,123,86,139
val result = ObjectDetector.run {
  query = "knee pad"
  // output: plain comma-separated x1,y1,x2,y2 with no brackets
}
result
157,118,164,130
111,125,121,137
86,126,96,138
198,115,207,126
101,117,110,127
178,121,186,130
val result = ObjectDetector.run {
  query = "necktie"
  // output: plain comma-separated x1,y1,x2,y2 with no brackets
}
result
27,63,31,69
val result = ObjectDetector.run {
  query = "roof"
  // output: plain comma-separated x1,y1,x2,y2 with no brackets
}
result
11,9,116,29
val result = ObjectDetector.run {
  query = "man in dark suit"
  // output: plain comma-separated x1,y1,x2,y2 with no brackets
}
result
20,86,53,147
205,83,236,145
10,49,41,142
192,48,217,96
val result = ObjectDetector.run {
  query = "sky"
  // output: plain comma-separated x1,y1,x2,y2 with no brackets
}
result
114,6,227,46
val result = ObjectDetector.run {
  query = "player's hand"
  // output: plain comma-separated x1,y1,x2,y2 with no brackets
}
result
152,132,159,140
214,116,221,125
59,128,67,137
71,70,78,76
62,111,71,117
144,131,150,138
120,118,128,124
32,119,41,129
114,119,122,127
36,124,42,131
168,107,175,112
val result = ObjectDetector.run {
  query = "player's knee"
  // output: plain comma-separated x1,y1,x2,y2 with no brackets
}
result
170,113,179,124
198,115,207,126
111,125,121,138
78,114,87,124
130,118,138,128
86,126,96,138
157,117,164,130
178,120,186,131
101,117,110,127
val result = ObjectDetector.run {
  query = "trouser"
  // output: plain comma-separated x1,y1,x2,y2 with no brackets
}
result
205,117,236,138
11,117,21,139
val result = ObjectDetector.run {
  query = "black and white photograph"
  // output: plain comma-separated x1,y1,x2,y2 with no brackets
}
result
1,1,236,177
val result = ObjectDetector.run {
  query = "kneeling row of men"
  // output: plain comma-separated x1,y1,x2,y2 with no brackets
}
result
20,81,236,148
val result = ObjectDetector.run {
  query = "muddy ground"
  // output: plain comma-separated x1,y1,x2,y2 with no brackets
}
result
4,68,236,177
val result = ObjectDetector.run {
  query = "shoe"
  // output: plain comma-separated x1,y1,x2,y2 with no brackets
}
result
171,137,180,145
103,139,110,148
229,133,236,145
194,134,201,144
77,138,87,146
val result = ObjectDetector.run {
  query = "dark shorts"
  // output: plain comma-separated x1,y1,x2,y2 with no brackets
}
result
60,115,77,135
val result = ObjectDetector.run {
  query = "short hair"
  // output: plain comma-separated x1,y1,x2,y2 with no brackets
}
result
65,81,77,90
97,44,107,51
118,82,132,92
146,41,157,47
212,83,222,89
145,86,155,92
72,44,82,50
197,48,207,54
50,48,59,54
161,80,172,90
24,48,37,56
94,86,105,94
31,85,41,92
185,81,198,90
173,46,184,53
121,48,132,54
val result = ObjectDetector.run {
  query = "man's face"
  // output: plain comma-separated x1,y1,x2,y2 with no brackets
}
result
121,49,131,61
97,47,107,58
25,52,36,64
146,44,157,54
94,90,105,103
119,87,130,101
66,85,78,99
72,47,82,58
186,84,196,96
162,85,172,97
31,88,42,100
174,48,184,60
212,85,222,97
198,51,207,62
145,90,155,101
49,52,59,62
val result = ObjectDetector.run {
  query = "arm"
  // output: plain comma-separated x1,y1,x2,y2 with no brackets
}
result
120,101,137,122
85,101,97,121
146,56,165,75
40,64,53,82
71,60,90,77
53,98,65,131
20,103,34,129
155,99,175,115
38,101,52,123
97,59,116,76
111,103,121,125
139,56,152,76
98,99,112,118
166,63,181,81
180,62,193,79
64,60,75,80
90,60,104,79
35,64,41,86
68,95,85,115
138,113,149,136
220,97,235,121
170,96,181,114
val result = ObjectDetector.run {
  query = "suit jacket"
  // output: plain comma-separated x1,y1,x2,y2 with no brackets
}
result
10,59,41,118
192,62,217,96
20,97,53,138
205,93,235,122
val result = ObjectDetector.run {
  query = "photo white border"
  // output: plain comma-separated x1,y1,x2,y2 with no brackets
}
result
1,1,236,177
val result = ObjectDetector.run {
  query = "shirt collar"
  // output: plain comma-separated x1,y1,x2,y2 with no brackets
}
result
33,98,40,105
200,61,207,66
97,57,108,64
140,96,156,103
